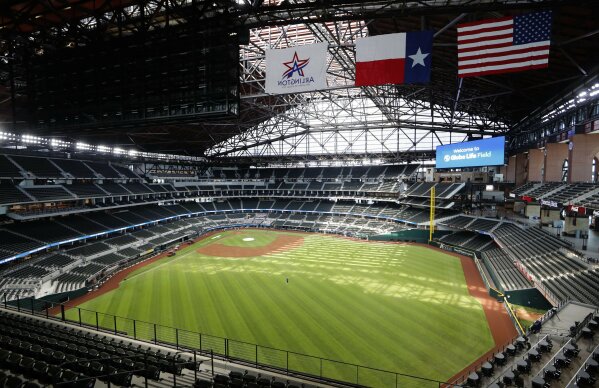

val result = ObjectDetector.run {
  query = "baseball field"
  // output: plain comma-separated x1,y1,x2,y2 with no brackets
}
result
63,229,504,386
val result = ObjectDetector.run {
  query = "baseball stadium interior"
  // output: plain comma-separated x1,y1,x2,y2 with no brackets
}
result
0,0,598,387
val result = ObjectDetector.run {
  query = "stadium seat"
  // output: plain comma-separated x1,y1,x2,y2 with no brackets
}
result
18,356,36,376
46,365,63,384
214,374,230,385
6,352,23,372
514,374,525,387
257,376,272,387
0,349,10,367
194,378,213,388
133,361,160,380
5,376,25,388
243,373,258,383
110,369,132,387
87,361,104,377
31,361,48,382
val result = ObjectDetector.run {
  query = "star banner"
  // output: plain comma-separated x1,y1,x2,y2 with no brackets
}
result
265,43,329,94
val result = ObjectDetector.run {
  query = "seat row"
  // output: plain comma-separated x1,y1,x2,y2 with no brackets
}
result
0,310,198,387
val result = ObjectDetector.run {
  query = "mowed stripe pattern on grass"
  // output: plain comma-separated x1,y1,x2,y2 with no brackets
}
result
67,230,494,384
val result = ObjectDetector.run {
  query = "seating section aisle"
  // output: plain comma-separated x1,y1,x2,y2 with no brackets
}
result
525,182,565,199
0,185,31,205
438,231,495,252
541,269,599,305
405,182,463,199
481,248,532,291
511,182,538,196
10,156,63,178
0,156,22,178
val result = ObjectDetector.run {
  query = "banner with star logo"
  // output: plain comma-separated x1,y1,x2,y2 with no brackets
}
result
355,31,433,86
265,43,328,94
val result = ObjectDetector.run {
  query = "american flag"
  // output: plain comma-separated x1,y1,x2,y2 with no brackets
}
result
457,11,552,78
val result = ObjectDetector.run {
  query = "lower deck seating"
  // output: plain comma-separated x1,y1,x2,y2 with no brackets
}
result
540,269,599,306
482,248,532,291
0,309,197,387
0,185,31,205
440,215,593,302
438,231,495,252
92,253,125,266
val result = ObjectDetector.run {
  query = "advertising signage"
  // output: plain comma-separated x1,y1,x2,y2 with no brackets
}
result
436,136,505,168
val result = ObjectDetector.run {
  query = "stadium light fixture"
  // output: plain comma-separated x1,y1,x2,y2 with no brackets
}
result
76,142,91,150
22,134,41,144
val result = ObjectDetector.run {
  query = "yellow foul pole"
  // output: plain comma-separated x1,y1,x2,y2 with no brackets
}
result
429,185,435,242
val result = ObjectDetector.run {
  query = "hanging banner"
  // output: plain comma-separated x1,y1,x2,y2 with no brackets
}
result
265,43,328,94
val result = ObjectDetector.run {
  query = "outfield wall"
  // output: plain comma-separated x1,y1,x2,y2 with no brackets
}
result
371,229,451,243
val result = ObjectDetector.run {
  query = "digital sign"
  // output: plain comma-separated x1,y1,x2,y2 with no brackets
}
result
436,136,505,168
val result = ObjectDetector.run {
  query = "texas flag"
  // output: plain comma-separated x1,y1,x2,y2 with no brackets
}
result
355,31,433,86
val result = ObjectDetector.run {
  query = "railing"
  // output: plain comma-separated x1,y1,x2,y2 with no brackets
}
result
473,255,494,291
502,298,526,336
531,278,563,307
572,311,596,340
527,297,570,334
3,296,458,388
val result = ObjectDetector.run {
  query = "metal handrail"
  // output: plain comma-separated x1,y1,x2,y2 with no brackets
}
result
2,300,455,388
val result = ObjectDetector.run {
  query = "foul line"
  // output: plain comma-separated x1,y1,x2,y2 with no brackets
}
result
124,248,199,282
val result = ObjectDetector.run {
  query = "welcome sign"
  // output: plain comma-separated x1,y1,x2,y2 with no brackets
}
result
436,136,505,168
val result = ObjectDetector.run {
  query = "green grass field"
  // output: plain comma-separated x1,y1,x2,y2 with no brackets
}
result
66,229,494,386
